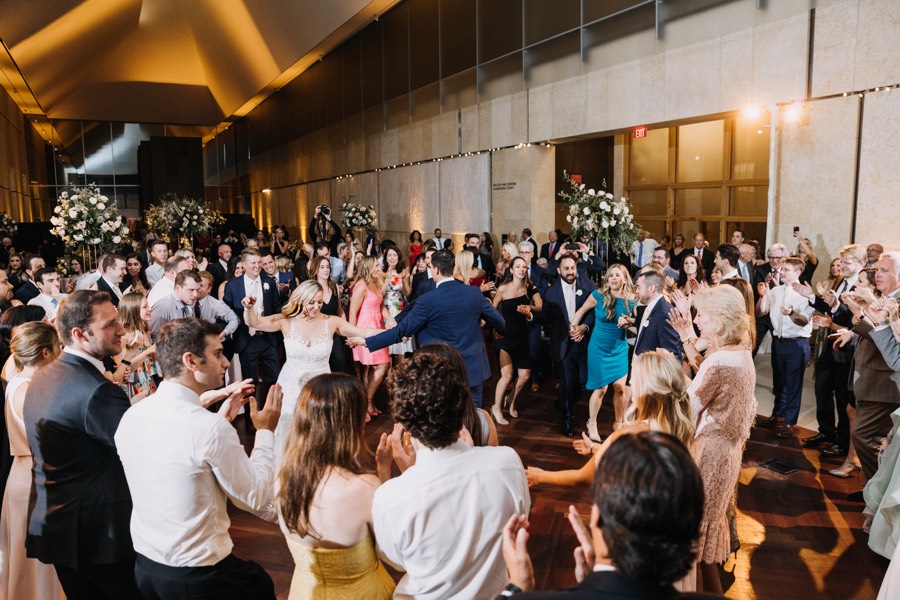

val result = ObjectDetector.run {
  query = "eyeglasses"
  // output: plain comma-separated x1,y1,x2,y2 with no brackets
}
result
767,255,784,260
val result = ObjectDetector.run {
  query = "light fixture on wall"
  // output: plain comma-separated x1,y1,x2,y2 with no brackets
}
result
741,104,765,120
261,188,271,193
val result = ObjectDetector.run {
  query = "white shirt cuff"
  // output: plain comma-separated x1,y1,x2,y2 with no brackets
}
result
253,429,275,449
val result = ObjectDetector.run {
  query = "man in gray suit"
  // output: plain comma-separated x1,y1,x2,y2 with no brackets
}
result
847,252,900,481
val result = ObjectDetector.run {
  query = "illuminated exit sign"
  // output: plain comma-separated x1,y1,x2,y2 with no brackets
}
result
633,126,648,139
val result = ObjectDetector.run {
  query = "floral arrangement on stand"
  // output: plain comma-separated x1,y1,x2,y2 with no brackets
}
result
145,193,224,248
49,184,131,269
0,212,18,239
559,171,639,256
339,201,378,233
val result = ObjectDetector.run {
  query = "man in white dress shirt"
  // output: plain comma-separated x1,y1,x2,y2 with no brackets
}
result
116,318,283,600
373,351,530,600
629,230,658,272
147,255,189,308
28,267,66,320
149,270,202,341
756,257,814,438
428,227,446,251
145,240,169,286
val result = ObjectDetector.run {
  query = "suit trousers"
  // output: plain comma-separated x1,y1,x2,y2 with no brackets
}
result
556,350,588,427
135,553,275,600
754,316,771,358
813,355,854,446
238,334,281,409
528,323,542,383
772,337,810,425
470,383,484,409
55,560,141,600
852,400,898,481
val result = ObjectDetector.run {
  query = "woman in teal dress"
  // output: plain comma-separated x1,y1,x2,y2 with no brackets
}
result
570,264,636,442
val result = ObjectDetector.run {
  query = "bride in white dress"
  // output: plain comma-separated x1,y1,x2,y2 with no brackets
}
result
242,279,382,463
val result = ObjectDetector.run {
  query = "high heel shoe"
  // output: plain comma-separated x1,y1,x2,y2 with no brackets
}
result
829,461,861,478
586,420,602,443
508,396,518,419
491,405,509,425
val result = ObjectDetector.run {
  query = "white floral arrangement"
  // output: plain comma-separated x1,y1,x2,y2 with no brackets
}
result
340,201,378,232
145,193,224,241
50,184,130,253
0,212,17,239
559,171,639,255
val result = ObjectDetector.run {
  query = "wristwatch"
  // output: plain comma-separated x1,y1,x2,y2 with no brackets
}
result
499,583,523,597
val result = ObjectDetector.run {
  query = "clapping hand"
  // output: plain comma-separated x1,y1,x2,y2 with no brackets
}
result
822,289,838,308
501,514,534,592
791,281,814,299
390,423,416,472
812,314,833,329
829,329,853,349
667,307,694,339
376,433,393,482
671,288,692,319
249,383,282,432
816,280,831,296
781,303,793,316
567,505,596,583
757,282,769,298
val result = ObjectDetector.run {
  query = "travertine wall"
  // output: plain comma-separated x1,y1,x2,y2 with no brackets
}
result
491,145,556,257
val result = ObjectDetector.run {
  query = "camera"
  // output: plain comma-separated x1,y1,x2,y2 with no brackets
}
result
317,204,331,217
566,242,580,251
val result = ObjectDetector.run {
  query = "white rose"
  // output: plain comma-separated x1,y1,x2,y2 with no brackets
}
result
588,189,596,196
89,197,97,204
623,206,630,216
602,219,609,228
71,195,79,201
54,206,62,214
606,193,614,200
579,184,585,190
599,201,610,211
583,207,590,215
100,195,108,202
610,219,617,226
569,206,577,215
69,209,78,218
74,234,84,241
97,203,105,210
113,236,121,244
92,238,101,244
61,192,68,199
566,215,572,223
613,207,621,215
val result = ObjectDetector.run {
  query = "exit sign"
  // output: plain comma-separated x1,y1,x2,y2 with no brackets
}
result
633,126,648,139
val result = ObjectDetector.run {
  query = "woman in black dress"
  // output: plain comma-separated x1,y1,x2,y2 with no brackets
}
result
490,256,542,424
309,255,353,374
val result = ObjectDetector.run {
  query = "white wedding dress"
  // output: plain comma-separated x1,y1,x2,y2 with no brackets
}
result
274,318,333,466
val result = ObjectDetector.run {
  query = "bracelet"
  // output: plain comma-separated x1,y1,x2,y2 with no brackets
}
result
499,583,523,596
121,359,132,366
681,337,695,345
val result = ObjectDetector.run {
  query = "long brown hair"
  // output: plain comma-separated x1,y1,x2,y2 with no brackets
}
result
308,255,338,297
277,374,374,538
118,292,149,335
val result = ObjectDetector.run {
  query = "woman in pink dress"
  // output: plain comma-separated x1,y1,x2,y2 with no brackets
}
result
0,322,64,600
348,256,391,416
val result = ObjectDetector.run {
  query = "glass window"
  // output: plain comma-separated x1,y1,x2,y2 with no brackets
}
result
726,221,766,245
732,116,770,179
729,186,768,216
639,219,667,241
676,219,720,244
675,188,722,216
629,127,668,185
628,189,667,216
524,0,580,46
478,0,522,63
676,120,723,182
440,0,476,77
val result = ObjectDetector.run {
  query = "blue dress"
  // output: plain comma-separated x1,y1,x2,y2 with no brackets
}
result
586,291,633,390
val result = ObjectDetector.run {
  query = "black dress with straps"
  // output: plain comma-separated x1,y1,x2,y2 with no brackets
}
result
495,289,535,369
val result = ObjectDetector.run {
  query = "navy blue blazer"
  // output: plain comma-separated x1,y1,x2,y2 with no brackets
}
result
365,278,505,387
534,277,596,362
95,276,120,307
634,297,682,358
223,273,281,353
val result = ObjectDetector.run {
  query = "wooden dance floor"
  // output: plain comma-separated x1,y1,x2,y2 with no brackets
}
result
231,375,889,599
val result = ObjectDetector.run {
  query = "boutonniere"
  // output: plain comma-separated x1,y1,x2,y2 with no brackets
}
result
576,289,583,296
263,282,270,291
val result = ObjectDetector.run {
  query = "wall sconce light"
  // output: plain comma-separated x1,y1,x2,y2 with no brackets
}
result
262,188,271,193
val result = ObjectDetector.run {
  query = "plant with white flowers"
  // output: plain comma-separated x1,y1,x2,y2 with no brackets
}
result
0,212,17,239
339,201,378,233
50,184,130,255
558,171,639,255
145,193,224,244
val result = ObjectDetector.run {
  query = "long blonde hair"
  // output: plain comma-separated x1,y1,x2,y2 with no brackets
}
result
11,321,60,370
282,280,323,319
354,255,379,288
630,351,694,449
600,264,634,321
454,249,476,283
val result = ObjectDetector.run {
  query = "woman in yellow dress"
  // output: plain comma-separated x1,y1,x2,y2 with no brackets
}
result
277,373,395,599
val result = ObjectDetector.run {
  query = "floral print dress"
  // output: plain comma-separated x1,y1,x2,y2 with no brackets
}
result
383,272,414,355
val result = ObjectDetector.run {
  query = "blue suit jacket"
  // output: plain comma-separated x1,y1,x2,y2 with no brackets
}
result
633,297,682,358
365,279,505,387
534,278,596,362
223,273,281,353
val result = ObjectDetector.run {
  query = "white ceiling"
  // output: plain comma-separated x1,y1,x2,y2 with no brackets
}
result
0,0,396,126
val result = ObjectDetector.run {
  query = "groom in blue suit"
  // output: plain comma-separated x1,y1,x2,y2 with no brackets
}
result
360,250,505,408
532,254,595,437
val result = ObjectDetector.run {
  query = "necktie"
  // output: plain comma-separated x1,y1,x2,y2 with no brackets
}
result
248,279,260,335
181,305,191,318
50,298,59,309
194,301,202,319
549,243,554,257
837,280,847,295
774,269,780,285
740,263,748,279
637,244,643,267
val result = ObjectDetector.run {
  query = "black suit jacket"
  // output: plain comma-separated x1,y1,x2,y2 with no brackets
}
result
540,241,561,262
207,260,228,295
533,277,596,363
95,276,121,307
223,273,281,353
410,271,436,302
24,352,133,568
504,570,722,599
634,297,682,358
13,280,39,304
688,248,715,278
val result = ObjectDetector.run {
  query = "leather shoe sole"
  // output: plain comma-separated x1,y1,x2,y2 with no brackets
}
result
801,433,832,448
821,444,849,458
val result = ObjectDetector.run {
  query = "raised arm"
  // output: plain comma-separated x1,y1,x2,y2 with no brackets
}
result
242,296,285,333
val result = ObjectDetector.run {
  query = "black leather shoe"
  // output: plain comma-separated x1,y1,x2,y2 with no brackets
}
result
562,423,575,438
801,433,832,448
847,490,864,502
821,444,849,458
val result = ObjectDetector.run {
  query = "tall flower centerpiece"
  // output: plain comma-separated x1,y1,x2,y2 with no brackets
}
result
559,171,639,256
340,201,378,234
49,184,131,269
0,212,18,240
145,193,224,248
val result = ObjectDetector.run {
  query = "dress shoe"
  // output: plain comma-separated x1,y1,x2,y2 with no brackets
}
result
562,423,575,438
847,490,864,502
757,415,781,427
774,424,794,438
828,461,861,478
820,444,848,458
801,433,832,448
